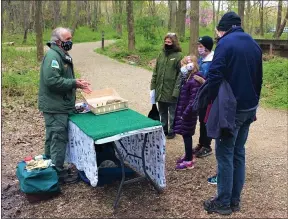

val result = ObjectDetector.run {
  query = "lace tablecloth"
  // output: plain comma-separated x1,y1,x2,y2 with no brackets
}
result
65,121,166,188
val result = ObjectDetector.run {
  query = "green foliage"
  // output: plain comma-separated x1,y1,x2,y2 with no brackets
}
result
261,57,288,109
135,16,163,44
2,47,40,106
2,26,117,46
97,25,288,110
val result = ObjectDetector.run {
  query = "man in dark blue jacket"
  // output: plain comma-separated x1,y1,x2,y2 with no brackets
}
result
203,12,263,215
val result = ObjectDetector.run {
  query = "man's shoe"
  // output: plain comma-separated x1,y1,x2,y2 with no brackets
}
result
231,203,240,212
59,173,79,185
192,144,203,153
166,133,175,139
203,198,232,215
196,147,212,158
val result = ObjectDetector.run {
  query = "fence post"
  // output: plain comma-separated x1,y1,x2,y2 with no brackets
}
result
102,31,105,50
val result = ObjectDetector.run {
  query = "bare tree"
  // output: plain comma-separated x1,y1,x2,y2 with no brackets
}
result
22,1,31,43
211,0,216,29
116,0,123,36
176,0,187,40
169,0,177,32
66,0,71,27
238,0,245,29
246,0,252,34
52,1,60,29
126,0,135,51
276,2,288,38
274,0,283,38
71,1,81,34
35,0,44,61
259,0,264,36
189,0,199,55
216,0,221,25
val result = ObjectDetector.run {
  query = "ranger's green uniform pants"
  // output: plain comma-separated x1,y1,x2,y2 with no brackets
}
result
43,113,69,178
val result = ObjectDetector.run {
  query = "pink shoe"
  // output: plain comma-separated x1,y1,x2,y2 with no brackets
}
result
175,161,195,170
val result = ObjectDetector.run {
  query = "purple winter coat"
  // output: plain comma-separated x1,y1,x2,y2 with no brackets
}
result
174,72,203,136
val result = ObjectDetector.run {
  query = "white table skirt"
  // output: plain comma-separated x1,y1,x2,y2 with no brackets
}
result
65,121,166,188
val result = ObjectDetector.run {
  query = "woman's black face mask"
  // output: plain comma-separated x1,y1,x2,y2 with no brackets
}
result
165,44,174,50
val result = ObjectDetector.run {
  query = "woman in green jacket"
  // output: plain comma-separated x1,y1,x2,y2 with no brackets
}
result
150,33,183,139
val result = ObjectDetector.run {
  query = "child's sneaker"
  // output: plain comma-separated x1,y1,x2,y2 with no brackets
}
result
176,161,194,170
207,174,217,185
176,154,186,164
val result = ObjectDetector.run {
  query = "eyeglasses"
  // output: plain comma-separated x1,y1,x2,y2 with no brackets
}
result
167,32,176,36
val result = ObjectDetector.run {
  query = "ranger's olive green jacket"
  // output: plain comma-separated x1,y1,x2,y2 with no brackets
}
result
38,42,76,113
150,50,183,103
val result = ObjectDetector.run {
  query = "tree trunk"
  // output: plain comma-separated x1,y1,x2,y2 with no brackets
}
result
212,0,216,30
35,0,44,62
168,0,172,30
274,0,283,38
66,0,71,27
216,0,221,25
259,0,264,36
189,0,199,55
22,1,30,44
176,0,186,40
126,0,135,51
72,1,81,34
276,3,288,38
238,0,245,30
116,0,123,36
246,0,251,34
52,1,60,29
92,1,98,31
170,0,177,32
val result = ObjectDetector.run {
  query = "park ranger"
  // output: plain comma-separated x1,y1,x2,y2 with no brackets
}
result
38,27,91,184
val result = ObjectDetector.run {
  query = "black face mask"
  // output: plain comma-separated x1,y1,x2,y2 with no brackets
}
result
164,44,174,50
61,40,73,51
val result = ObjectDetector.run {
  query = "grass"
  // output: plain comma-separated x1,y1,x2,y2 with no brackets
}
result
261,57,288,109
2,46,40,106
2,26,118,46
1,46,82,107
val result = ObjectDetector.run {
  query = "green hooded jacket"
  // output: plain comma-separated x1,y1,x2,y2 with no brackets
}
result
150,50,183,103
38,42,77,113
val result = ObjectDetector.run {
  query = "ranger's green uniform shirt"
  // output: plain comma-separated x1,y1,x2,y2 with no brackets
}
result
150,51,183,103
38,42,76,113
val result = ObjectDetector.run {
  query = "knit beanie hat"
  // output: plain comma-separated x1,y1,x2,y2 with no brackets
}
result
217,11,241,31
198,36,214,51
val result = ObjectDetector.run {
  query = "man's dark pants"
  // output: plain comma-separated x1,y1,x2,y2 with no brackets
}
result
215,109,256,207
43,113,69,179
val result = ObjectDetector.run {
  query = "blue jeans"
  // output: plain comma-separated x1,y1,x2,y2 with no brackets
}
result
215,109,256,206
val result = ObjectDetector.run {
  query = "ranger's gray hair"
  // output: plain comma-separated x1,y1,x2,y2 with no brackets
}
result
50,27,72,41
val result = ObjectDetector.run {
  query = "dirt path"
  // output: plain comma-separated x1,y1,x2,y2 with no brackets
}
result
2,42,287,218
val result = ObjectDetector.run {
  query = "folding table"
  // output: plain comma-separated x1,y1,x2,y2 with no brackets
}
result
65,109,166,209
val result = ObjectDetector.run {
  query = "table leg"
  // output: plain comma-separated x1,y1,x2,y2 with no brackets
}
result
112,142,126,210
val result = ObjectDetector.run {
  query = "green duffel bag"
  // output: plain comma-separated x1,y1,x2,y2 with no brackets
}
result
16,159,60,195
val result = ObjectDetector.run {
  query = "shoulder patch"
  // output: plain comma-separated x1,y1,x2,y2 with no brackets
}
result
51,60,60,69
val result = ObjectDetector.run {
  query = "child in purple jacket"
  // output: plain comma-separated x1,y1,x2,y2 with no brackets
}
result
174,55,204,170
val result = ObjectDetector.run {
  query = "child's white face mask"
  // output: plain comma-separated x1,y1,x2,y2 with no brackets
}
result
181,63,194,76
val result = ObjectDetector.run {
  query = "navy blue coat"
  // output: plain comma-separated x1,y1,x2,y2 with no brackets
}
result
206,80,237,139
207,27,263,110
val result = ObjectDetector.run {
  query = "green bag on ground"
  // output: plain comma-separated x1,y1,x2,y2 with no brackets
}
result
16,160,60,194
